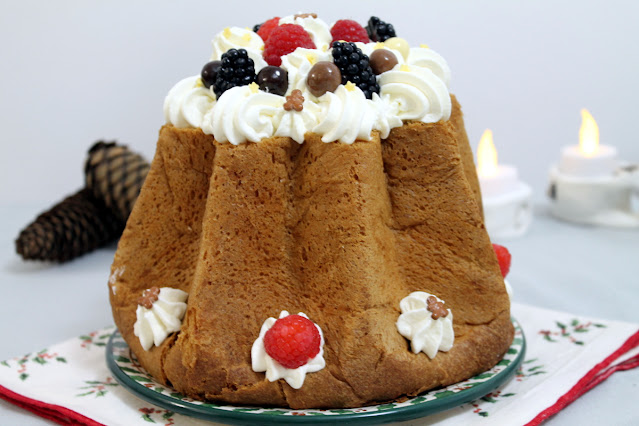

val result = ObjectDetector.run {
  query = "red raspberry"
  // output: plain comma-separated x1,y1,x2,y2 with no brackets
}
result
330,19,370,44
263,24,316,67
263,314,321,369
492,244,512,278
257,17,280,42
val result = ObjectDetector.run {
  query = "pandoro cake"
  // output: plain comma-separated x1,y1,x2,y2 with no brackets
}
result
109,13,512,409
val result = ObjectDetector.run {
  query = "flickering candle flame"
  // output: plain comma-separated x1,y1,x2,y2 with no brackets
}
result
579,108,599,157
477,129,498,177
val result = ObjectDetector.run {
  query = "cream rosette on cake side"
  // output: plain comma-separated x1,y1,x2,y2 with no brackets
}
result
396,291,454,359
251,311,326,389
133,287,189,351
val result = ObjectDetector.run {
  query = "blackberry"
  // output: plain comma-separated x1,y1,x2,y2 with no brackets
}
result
366,16,396,42
213,48,256,98
331,41,379,99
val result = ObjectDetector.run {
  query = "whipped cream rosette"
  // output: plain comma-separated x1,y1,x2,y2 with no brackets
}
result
164,76,215,129
133,287,188,351
378,64,451,123
211,27,267,70
202,83,283,145
407,46,452,88
313,83,377,144
275,98,321,143
251,311,326,389
396,291,455,359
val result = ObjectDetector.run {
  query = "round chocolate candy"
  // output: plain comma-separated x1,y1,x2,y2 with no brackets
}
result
256,66,289,96
369,49,398,75
201,60,222,89
306,61,341,97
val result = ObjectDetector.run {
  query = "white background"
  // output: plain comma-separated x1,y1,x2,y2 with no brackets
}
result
1,0,638,206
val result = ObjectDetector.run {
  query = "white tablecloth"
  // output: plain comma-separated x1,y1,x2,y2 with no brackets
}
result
1,204,638,425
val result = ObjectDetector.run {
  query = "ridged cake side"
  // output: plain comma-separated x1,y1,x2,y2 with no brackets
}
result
109,97,511,408
450,95,484,217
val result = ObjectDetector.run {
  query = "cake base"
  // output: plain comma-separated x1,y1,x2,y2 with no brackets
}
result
107,319,524,421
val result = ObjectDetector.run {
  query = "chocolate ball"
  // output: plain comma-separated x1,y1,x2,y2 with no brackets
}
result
369,49,398,75
256,66,288,96
201,60,222,89
306,61,341,97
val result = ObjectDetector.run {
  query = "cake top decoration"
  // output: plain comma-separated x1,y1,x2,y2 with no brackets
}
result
164,14,453,144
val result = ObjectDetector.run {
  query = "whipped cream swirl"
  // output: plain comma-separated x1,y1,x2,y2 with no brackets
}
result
396,292,454,359
163,76,215,129
133,287,188,351
211,27,267,70
407,47,451,88
251,311,325,389
313,84,377,144
379,65,451,123
371,93,403,139
202,84,283,145
275,100,321,143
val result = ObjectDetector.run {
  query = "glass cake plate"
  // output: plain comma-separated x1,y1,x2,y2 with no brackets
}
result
106,318,525,425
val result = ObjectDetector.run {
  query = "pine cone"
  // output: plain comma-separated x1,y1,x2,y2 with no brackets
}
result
15,189,124,262
85,141,150,222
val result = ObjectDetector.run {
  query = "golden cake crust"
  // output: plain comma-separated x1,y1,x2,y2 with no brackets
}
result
109,96,512,409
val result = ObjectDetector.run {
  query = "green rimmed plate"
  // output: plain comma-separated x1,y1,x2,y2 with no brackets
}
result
107,319,525,425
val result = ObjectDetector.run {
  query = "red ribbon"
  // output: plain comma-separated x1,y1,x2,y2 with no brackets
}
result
0,384,103,426
527,329,639,425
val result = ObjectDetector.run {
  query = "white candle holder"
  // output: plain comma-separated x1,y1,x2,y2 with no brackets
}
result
483,182,533,239
548,164,639,227
475,129,534,240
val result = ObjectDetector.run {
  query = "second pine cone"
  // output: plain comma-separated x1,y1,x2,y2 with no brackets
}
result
85,141,150,222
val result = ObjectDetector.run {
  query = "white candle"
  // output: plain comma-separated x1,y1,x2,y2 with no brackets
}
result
476,129,533,239
548,109,639,227
558,109,618,177
558,145,617,177
477,129,523,197
478,164,520,198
